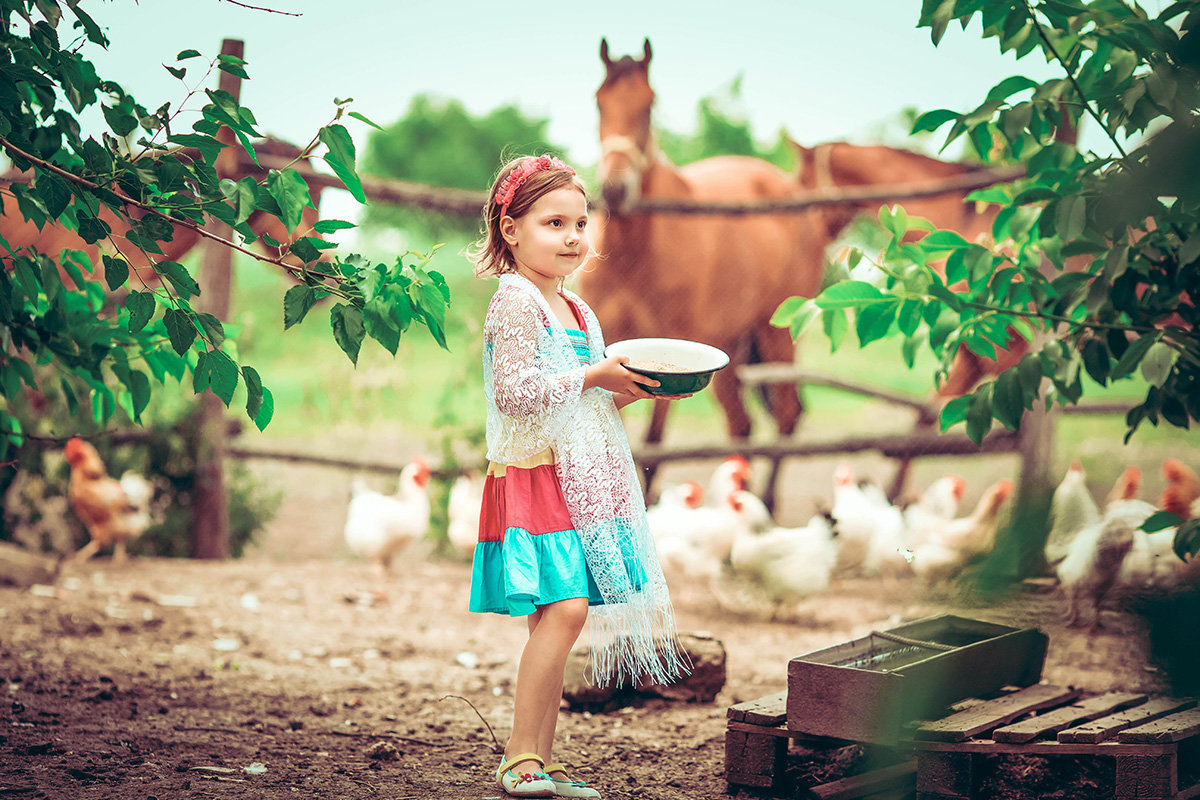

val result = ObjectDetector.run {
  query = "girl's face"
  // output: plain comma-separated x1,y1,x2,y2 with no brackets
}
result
503,186,589,284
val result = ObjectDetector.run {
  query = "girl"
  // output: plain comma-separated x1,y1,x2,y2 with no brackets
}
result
467,155,689,798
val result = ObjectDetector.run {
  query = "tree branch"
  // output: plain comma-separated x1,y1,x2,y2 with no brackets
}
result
216,0,302,15
1020,0,1129,159
0,137,344,289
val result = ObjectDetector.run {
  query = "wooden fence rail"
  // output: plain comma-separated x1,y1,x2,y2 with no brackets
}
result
241,151,1023,217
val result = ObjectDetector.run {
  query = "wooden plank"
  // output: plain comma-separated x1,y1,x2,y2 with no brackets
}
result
913,684,1080,742
728,690,787,725
807,760,916,800
1061,697,1198,743
993,692,1146,744
915,739,1175,756
1120,708,1200,744
728,721,802,739
725,728,786,788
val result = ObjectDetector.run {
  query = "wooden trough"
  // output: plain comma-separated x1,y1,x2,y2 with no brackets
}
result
787,615,1049,745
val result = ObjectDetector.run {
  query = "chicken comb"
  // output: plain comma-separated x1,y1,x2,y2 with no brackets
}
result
1069,459,1084,473
947,474,967,499
683,481,705,509
833,462,854,487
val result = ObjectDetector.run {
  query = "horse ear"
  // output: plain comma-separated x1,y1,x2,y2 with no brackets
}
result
642,38,652,66
600,38,611,68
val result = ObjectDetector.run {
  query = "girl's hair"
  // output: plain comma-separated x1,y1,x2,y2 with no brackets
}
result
469,155,588,278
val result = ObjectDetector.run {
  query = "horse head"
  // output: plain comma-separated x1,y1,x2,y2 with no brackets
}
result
596,38,655,215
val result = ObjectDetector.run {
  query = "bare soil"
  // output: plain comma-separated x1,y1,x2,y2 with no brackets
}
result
0,551,1168,800
1,434,1184,799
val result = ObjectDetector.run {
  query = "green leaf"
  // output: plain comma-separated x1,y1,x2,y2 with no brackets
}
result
965,384,994,444
1140,342,1178,387
319,124,365,203
1111,334,1159,381
176,49,202,60
348,111,384,131
822,308,847,352
940,395,970,431
1179,235,1200,268
1174,519,1200,562
266,169,312,232
288,238,322,264
815,280,888,309
164,308,197,354
253,386,274,431
220,176,258,226
771,296,807,327
124,369,151,421
920,230,971,252
911,108,960,135
103,255,128,291
312,219,355,233
1056,194,1086,241
125,291,156,333
1142,510,1186,534
897,299,923,337
242,366,264,419
208,351,239,405
156,261,200,299
197,312,225,346
855,301,898,346
331,303,366,364
283,285,317,329
991,369,1024,430
364,297,401,355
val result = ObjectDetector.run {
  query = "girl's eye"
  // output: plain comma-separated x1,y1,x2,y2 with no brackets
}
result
549,219,562,227
577,220,587,229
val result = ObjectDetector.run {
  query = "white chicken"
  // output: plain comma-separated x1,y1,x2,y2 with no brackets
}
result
446,471,485,559
705,456,751,507
830,463,902,577
646,480,706,541
902,474,967,552
343,458,433,599
731,503,839,612
911,479,1015,583
656,488,770,607
1044,460,1101,571
1056,466,1150,626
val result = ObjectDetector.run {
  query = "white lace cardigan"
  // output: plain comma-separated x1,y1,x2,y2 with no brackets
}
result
482,273,687,686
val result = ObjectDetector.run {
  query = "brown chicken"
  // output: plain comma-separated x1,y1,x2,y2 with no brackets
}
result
64,437,153,566
1159,459,1200,519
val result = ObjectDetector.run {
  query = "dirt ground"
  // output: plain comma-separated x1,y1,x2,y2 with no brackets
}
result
2,430,1190,800
0,549,1172,800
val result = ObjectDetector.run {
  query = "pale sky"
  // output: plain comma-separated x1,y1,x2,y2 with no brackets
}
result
86,0,1082,167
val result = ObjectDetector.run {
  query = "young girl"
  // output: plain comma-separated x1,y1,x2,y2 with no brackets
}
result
467,154,689,798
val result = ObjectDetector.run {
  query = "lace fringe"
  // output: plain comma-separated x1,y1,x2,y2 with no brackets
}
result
584,593,692,688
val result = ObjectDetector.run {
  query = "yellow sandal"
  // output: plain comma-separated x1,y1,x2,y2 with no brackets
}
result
496,752,555,798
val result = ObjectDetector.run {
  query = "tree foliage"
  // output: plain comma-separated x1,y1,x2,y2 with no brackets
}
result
657,77,794,169
773,0,1200,555
0,0,450,461
361,95,564,239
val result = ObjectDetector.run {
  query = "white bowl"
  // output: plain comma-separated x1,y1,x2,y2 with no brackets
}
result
604,338,730,395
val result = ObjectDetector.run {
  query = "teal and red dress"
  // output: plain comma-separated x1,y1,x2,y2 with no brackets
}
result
468,305,643,617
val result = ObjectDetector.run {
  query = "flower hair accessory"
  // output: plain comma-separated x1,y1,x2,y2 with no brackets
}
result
496,155,575,218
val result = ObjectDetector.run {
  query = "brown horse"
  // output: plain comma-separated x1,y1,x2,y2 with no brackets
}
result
787,139,1027,399
1,136,329,292
580,39,830,446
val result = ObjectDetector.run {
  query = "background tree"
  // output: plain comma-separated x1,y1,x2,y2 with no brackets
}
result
360,96,565,240
773,0,1200,557
0,0,451,465
658,77,794,168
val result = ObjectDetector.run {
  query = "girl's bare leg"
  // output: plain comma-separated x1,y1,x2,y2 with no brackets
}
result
505,597,588,776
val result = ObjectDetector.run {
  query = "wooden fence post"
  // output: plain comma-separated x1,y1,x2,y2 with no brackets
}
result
188,37,243,560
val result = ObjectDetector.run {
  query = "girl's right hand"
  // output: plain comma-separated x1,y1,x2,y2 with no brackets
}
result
584,355,659,399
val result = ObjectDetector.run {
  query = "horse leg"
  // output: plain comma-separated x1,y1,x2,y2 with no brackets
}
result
752,326,803,436
712,365,752,441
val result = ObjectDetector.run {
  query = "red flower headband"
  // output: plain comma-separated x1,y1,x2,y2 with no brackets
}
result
496,155,575,219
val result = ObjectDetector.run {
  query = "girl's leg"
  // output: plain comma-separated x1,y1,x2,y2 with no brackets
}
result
536,675,567,777
505,597,588,776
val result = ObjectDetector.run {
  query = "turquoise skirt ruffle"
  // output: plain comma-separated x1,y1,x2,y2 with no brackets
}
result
469,526,648,617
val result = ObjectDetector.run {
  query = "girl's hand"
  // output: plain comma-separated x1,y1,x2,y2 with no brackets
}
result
584,355,658,399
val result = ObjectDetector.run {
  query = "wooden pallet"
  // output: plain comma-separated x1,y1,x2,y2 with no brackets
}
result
912,684,1200,800
726,691,916,798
